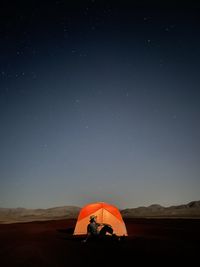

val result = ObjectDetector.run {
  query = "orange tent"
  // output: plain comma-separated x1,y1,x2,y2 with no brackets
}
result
73,202,128,236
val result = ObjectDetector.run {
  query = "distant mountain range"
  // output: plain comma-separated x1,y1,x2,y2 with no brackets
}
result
0,201,200,223
121,200,200,218
0,206,80,223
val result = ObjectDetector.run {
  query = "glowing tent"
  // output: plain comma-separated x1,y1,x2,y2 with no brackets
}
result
73,202,128,236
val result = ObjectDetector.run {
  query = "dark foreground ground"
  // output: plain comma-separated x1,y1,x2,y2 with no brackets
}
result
0,218,199,266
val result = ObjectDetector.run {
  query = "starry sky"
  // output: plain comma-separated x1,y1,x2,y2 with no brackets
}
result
0,1,200,209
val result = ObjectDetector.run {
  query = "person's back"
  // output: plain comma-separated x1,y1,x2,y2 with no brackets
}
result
83,214,119,243
87,221,99,236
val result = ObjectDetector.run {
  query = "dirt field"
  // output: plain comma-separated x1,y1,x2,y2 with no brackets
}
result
0,218,199,266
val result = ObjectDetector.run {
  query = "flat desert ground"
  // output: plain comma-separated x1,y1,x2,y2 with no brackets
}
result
0,218,199,266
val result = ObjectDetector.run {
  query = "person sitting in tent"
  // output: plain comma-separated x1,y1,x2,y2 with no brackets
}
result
83,215,118,242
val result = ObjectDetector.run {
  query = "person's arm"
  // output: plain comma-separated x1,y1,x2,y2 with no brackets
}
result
83,232,91,242
83,224,91,242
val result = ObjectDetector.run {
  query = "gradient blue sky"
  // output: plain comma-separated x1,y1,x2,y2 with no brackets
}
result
0,1,200,208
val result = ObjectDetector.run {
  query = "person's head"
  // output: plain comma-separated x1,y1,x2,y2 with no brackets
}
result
89,215,97,222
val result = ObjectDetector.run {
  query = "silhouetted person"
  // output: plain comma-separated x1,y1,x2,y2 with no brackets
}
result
83,215,119,242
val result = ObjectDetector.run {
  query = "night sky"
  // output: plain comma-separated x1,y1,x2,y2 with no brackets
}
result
0,1,200,209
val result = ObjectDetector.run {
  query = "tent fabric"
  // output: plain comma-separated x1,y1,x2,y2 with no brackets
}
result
73,202,128,236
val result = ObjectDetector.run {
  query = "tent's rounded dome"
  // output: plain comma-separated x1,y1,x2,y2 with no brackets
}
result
74,202,128,236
